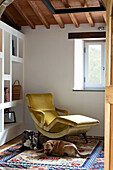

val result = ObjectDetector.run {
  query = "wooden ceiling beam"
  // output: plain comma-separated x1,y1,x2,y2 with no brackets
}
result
40,0,64,28
68,32,106,39
62,0,79,28
103,12,106,23
62,0,70,8
12,2,35,29
98,0,106,23
28,0,64,29
41,0,105,14
69,13,79,28
101,0,106,8
28,1,50,29
53,14,64,28
1,13,20,30
85,12,94,27
4,10,21,30
80,0,95,27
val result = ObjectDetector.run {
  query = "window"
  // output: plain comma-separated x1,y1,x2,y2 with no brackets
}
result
74,39,106,91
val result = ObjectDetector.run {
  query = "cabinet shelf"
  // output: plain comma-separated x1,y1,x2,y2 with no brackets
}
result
0,52,3,58
0,100,23,109
11,100,23,107
0,122,23,146
3,74,11,80
12,55,23,64
4,122,22,130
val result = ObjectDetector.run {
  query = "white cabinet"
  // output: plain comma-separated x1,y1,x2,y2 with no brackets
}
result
0,21,24,145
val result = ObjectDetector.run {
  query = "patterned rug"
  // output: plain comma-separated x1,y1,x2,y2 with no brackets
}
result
90,148,104,170
0,137,103,170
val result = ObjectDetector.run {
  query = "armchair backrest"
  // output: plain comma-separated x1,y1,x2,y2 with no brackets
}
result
26,93,55,111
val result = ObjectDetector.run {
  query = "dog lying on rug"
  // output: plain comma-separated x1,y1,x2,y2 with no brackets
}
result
19,130,39,151
19,130,90,157
38,140,90,158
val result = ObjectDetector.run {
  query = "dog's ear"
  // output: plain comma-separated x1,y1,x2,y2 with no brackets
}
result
51,143,54,147
23,130,27,134
50,141,55,147
47,140,55,147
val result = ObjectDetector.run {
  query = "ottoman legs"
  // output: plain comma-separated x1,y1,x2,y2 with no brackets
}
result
82,133,88,143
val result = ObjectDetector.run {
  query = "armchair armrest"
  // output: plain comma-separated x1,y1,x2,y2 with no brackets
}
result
55,107,69,116
30,108,45,128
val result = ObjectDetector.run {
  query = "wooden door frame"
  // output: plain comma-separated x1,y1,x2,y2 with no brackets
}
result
104,0,113,169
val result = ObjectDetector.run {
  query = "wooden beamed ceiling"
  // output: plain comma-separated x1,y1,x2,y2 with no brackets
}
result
0,0,106,30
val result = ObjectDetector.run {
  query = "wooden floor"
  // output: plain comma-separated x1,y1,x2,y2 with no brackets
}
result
0,134,23,150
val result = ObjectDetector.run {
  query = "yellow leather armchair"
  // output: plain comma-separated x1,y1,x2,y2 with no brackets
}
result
26,93,99,142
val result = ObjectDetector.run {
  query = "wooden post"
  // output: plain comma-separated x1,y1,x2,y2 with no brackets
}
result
104,0,113,170
110,9,113,170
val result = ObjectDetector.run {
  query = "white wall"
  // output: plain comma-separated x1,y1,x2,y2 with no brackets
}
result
22,23,106,136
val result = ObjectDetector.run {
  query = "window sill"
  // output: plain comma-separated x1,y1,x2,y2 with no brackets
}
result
72,89,105,92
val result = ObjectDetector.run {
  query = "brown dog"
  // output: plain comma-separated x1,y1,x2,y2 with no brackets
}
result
41,140,90,157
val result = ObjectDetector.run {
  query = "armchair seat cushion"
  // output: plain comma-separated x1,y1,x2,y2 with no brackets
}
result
58,115,99,126
43,114,99,132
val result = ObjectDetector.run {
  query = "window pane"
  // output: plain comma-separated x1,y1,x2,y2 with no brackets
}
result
88,45,101,84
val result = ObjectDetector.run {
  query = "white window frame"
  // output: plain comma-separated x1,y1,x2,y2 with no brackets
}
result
74,39,84,90
73,39,106,91
84,41,105,90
